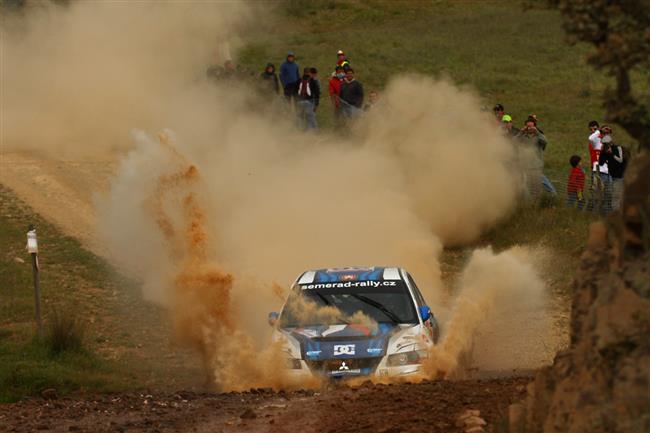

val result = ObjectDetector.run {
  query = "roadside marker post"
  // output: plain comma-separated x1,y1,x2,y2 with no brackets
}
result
26,225,43,338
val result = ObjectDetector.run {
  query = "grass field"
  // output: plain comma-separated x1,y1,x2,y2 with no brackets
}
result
237,0,642,175
0,185,203,402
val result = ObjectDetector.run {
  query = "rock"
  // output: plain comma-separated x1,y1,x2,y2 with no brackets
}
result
41,389,58,400
240,408,257,419
508,403,524,432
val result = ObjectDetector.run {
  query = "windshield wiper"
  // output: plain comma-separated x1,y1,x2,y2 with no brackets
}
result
350,294,402,324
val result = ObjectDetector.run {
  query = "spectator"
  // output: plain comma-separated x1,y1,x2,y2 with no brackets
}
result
599,132,626,212
280,51,301,104
567,155,586,209
309,67,321,96
336,50,350,68
329,66,345,124
587,120,602,172
501,114,518,137
586,120,603,212
518,118,555,196
598,134,615,214
260,63,280,95
526,114,544,134
493,104,505,122
339,68,364,119
518,118,548,162
296,67,320,130
364,90,379,111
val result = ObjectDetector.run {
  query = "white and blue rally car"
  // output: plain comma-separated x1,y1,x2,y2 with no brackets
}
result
269,267,440,379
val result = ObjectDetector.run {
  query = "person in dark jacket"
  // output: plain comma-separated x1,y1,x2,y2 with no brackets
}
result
296,67,320,130
599,134,626,212
279,52,300,104
260,63,280,95
339,68,364,119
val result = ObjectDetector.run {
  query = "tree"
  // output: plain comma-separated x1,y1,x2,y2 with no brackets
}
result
544,0,650,150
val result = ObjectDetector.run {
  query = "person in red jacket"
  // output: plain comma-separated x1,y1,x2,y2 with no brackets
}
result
567,154,586,209
329,65,345,126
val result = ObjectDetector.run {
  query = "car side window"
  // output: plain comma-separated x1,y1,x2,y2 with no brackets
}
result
406,273,426,307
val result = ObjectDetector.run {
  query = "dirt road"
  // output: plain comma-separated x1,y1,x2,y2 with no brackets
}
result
0,151,116,256
0,377,529,433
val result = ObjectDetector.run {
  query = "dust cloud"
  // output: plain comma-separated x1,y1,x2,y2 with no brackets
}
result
3,1,558,388
423,247,553,378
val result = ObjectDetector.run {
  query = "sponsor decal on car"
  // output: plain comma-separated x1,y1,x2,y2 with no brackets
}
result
302,281,397,290
333,344,356,356
330,361,361,376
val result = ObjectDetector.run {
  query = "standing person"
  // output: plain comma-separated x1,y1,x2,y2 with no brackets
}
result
598,134,615,215
260,63,280,95
501,114,518,137
296,67,320,130
567,155,586,209
586,120,603,211
280,51,300,104
336,50,350,69
339,68,364,119
329,66,345,125
518,118,553,197
309,67,321,97
364,90,380,111
493,104,505,122
599,133,626,212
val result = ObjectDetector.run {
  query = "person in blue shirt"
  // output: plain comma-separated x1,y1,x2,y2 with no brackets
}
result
279,51,300,104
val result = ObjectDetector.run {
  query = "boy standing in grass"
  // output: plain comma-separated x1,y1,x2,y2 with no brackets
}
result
567,155,586,209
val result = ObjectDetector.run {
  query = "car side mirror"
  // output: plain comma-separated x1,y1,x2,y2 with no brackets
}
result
268,312,279,327
418,305,431,322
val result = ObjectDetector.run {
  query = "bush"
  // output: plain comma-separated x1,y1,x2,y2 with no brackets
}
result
46,309,84,355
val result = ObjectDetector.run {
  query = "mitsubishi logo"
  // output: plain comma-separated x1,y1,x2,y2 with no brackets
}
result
339,361,350,371
333,344,355,356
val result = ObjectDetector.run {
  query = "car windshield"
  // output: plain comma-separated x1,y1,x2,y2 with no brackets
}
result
279,280,418,327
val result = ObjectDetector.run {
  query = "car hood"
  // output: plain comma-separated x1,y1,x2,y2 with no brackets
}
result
281,323,414,361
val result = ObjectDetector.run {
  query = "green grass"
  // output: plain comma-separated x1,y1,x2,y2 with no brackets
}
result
237,0,645,171
0,185,202,402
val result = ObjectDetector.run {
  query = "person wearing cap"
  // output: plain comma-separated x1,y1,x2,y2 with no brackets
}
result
260,63,280,95
280,51,300,104
329,66,345,125
336,50,350,68
501,114,518,137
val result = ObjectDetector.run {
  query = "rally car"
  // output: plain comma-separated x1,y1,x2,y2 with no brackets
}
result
269,267,440,379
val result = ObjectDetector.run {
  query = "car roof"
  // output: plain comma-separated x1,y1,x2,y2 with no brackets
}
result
297,267,404,285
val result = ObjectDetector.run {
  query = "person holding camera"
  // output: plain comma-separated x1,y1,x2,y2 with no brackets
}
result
598,132,626,212
517,117,555,196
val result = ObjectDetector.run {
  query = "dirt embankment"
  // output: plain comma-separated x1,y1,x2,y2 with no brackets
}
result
0,377,529,433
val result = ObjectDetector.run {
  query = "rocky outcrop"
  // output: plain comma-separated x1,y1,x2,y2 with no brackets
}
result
524,154,650,433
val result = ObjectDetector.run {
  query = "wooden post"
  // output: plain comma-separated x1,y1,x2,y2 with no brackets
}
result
31,252,42,338
26,226,42,338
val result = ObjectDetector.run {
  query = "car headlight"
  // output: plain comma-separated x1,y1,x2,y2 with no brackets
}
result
284,358,302,369
386,350,428,367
